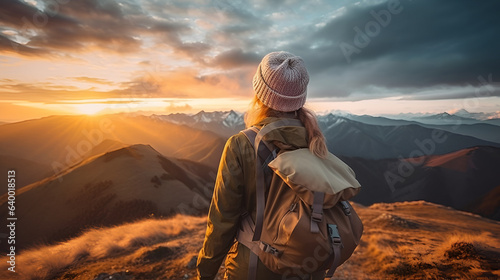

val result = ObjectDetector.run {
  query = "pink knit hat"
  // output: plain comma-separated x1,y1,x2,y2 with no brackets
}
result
253,51,309,112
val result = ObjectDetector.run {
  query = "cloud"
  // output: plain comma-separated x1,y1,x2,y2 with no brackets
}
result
71,77,116,85
212,0,263,23
402,85,500,101
0,78,113,102
0,68,252,103
1,0,499,105
112,68,250,98
0,34,50,56
211,48,260,69
292,0,500,99
165,102,193,113
0,0,77,29
0,0,202,57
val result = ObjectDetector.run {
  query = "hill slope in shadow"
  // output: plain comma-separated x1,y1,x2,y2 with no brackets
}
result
344,146,500,220
0,155,52,195
0,144,216,253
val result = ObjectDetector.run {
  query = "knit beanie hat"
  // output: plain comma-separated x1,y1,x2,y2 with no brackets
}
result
253,51,309,112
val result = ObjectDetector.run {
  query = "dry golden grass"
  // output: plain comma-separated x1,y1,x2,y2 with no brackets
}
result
0,215,206,280
341,201,500,280
1,201,499,280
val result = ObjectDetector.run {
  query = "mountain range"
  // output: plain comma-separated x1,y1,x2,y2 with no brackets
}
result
317,115,500,159
381,109,500,125
151,110,245,138
148,110,500,158
1,110,499,256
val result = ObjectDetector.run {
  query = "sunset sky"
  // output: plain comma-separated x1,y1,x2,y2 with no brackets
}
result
1,0,500,122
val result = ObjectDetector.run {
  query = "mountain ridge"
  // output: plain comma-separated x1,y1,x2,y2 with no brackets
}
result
0,144,216,253
0,114,226,189
342,145,500,220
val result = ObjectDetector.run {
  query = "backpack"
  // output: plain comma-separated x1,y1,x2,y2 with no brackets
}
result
237,119,363,280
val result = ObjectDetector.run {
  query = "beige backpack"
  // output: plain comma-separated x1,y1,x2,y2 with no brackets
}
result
237,119,363,279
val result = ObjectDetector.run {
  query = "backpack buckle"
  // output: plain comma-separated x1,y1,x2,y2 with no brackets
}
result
260,242,281,257
311,212,323,223
332,236,342,246
328,224,344,249
340,201,351,216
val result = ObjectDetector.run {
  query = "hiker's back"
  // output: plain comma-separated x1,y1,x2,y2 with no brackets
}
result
236,118,363,279
222,117,334,280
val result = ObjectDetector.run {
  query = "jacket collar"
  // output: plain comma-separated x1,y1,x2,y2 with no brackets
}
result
255,117,308,148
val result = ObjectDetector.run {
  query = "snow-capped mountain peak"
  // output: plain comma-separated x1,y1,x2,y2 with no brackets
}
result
222,110,244,127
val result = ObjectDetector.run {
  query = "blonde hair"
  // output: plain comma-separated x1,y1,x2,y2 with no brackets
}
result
244,96,328,158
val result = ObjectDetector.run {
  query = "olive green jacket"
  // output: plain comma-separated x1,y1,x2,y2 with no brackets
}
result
197,117,325,280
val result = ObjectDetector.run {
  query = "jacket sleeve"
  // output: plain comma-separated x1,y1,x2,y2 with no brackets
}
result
197,135,245,280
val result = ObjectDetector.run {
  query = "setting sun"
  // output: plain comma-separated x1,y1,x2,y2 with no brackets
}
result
74,103,109,115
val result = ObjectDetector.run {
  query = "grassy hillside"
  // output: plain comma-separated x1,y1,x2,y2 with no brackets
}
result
1,201,499,280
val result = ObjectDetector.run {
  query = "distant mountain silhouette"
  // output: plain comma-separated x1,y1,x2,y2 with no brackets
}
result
419,123,500,144
152,110,245,138
317,115,500,159
0,144,216,252
328,114,500,143
416,112,478,125
342,146,500,220
384,109,500,124
484,118,500,126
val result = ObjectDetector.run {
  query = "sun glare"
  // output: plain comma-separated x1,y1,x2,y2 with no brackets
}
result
74,103,108,115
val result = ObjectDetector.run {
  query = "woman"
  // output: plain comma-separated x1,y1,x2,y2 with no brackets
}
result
197,51,328,280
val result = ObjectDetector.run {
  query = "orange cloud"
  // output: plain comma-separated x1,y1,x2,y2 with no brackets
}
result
70,77,116,86
113,68,252,99
165,102,193,113
0,79,111,102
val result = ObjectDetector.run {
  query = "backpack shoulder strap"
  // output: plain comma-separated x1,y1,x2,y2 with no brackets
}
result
241,126,259,144
241,126,273,164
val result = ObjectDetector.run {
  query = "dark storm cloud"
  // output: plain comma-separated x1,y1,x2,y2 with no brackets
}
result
0,0,201,56
209,1,272,51
211,48,261,69
294,0,500,98
0,34,49,56
406,88,500,101
0,0,77,28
